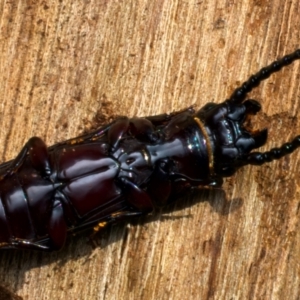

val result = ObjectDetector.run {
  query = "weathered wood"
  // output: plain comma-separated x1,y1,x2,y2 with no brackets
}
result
0,1,299,299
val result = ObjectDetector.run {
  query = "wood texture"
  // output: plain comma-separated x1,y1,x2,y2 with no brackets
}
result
0,1,300,299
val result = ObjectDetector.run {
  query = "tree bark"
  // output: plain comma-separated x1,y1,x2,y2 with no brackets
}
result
0,1,299,299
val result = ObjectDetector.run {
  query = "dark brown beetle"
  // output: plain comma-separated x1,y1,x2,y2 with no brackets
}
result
0,50,299,251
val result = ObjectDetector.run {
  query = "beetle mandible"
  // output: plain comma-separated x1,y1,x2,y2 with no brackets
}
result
0,50,299,251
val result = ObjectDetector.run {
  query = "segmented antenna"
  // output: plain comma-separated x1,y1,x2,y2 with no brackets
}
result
229,49,300,104
246,135,300,165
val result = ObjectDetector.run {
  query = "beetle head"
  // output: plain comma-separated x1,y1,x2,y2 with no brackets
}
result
195,49,300,180
196,99,268,177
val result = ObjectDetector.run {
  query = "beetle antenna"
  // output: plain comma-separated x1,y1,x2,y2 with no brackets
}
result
244,135,300,165
229,49,300,104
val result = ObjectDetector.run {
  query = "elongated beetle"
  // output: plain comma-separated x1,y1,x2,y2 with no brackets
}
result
0,50,299,251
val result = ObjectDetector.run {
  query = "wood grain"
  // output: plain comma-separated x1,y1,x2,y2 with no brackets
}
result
0,1,299,299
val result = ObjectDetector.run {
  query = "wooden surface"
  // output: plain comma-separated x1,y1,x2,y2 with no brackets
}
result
0,1,300,299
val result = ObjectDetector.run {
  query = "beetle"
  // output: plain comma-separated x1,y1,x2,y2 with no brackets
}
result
0,49,299,251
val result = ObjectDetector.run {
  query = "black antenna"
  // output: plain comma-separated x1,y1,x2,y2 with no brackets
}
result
245,135,300,165
229,49,300,104
234,49,300,166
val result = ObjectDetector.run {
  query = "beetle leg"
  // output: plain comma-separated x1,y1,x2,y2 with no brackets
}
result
5,196,67,252
146,165,172,207
27,137,51,176
8,238,54,251
120,177,154,212
129,112,196,143
0,137,51,180
52,123,113,147
129,118,158,143
198,102,218,115
47,198,67,251
107,108,197,148
145,113,171,125
145,106,195,126
90,210,144,242
106,211,144,224
107,117,130,150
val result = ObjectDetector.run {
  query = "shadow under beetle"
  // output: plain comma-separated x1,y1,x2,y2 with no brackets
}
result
0,50,300,251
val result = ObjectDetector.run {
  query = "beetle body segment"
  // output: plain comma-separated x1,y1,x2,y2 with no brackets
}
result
0,109,213,250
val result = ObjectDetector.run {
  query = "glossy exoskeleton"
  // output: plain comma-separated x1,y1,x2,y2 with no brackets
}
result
0,50,300,251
